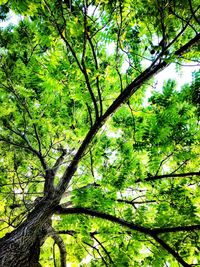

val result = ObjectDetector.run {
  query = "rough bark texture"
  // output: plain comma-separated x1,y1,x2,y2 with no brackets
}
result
0,197,58,267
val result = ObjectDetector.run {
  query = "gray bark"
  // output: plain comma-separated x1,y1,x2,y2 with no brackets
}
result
0,197,58,267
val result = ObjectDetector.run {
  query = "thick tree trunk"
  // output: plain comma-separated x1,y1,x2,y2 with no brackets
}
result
0,197,58,267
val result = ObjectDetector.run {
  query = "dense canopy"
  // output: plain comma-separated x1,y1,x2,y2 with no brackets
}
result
0,0,200,266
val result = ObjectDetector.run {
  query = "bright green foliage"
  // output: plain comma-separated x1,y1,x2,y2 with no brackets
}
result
0,0,200,266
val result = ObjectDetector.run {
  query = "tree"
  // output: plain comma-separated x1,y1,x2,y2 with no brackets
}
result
0,0,199,266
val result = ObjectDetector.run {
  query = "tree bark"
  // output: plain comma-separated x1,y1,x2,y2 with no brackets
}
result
0,197,58,267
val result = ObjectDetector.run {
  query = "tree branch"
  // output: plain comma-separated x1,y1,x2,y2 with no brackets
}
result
45,0,99,120
49,227,67,267
152,235,190,267
56,33,200,195
56,206,193,266
87,35,103,116
117,198,156,206
153,224,200,234
135,171,200,183
55,206,152,235
91,234,114,264
188,0,200,25
82,240,109,266
52,149,68,175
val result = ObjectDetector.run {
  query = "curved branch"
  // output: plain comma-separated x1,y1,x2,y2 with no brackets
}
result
91,234,114,264
1,81,46,170
188,0,200,25
49,227,67,267
117,198,156,206
56,32,200,195
82,240,109,266
56,206,152,234
174,32,200,56
56,206,200,235
56,206,193,267
136,171,200,183
153,224,200,234
52,149,68,175
87,35,103,116
152,235,190,267
82,64,99,120
0,135,47,171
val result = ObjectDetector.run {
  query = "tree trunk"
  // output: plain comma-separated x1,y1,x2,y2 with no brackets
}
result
0,197,58,267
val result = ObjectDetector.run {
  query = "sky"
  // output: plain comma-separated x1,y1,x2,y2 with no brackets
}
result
105,39,199,106
0,10,21,27
143,62,199,106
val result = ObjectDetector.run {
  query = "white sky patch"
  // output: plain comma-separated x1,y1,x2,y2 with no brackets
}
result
121,60,129,73
119,188,146,199
26,171,32,177
108,150,118,164
88,5,100,18
80,254,93,265
87,5,96,16
155,63,199,92
188,184,197,190
77,166,85,176
34,101,40,108
106,129,122,138
0,11,22,28
141,59,152,69
192,258,198,265
52,214,61,221
117,191,122,198
142,88,153,107
139,246,151,257
143,63,199,107
14,188,22,194
93,170,102,180
162,165,170,174
106,42,115,56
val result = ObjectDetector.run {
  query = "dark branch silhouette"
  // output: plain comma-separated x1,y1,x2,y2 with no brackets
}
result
56,206,197,266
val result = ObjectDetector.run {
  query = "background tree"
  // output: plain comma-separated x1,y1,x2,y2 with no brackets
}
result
0,0,199,266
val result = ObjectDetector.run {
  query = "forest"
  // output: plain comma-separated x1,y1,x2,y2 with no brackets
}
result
0,0,200,266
